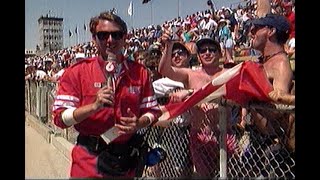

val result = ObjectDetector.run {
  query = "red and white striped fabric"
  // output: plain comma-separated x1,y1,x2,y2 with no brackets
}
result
158,61,273,122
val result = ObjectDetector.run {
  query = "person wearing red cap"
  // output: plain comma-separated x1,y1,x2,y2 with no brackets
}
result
52,11,162,178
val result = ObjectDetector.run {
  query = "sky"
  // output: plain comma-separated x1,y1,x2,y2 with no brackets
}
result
25,0,247,50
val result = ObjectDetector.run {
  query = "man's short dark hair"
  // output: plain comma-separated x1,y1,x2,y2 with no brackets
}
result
89,11,127,35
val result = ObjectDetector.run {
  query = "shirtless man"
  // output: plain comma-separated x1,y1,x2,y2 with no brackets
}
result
246,13,294,125
158,34,236,177
251,14,293,95
241,14,295,177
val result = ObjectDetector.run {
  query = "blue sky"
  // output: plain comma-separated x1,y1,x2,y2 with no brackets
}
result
25,0,246,50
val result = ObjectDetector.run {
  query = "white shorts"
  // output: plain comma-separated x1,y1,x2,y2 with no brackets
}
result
225,39,234,48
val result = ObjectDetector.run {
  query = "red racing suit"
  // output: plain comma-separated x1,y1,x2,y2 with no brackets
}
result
52,56,161,178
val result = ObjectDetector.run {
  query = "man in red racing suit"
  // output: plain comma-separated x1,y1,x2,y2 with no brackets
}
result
52,11,161,178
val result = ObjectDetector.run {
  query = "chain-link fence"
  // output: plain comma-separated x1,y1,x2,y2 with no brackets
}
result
25,80,79,143
227,103,295,178
142,102,295,179
25,80,295,178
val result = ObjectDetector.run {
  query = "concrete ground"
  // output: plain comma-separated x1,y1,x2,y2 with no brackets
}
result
25,122,70,179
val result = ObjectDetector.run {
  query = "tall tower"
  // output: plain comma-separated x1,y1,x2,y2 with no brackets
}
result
37,14,63,55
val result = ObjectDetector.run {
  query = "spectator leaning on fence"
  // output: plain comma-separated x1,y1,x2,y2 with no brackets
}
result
235,14,295,177
237,13,293,115
158,32,237,177
52,11,161,178
252,13,294,139
239,13,294,129
151,41,194,177
249,13,294,106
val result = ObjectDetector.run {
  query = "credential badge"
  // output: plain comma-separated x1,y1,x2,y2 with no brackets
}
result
106,61,115,73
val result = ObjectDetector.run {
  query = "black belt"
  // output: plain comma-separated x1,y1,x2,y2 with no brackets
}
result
76,134,130,155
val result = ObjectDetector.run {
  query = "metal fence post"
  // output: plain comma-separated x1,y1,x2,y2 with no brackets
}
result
36,81,48,123
25,80,30,112
30,81,37,116
219,105,227,179
36,81,41,119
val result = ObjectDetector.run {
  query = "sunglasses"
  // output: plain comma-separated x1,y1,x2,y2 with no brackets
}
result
95,31,124,40
172,49,188,57
199,47,218,54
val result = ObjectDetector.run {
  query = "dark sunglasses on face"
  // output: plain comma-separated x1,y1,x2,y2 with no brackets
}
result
95,31,124,40
172,49,188,57
199,47,217,54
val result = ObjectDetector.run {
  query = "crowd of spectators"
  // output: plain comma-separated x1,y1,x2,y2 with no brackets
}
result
25,0,295,178
25,0,294,82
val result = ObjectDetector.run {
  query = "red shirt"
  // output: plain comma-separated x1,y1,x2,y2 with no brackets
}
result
52,57,161,143
286,11,295,39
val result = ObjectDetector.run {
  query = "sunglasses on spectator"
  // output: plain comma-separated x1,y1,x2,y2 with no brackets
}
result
172,49,188,57
95,31,124,40
199,47,218,54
